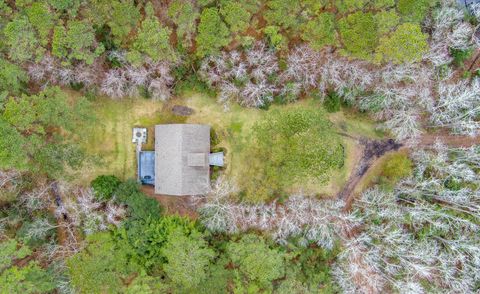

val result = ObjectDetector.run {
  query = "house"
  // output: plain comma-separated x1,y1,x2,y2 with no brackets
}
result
137,124,223,196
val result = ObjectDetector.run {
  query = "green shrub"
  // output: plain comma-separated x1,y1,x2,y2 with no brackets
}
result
301,13,336,50
264,25,286,51
67,232,140,293
210,127,220,147
338,12,378,59
91,175,121,201
114,180,162,220
118,215,197,271
374,10,400,35
323,92,341,113
450,47,474,68
381,153,412,182
444,178,463,191
375,23,428,64
196,8,231,58
174,74,216,97
335,0,368,13
397,0,430,23
226,234,285,290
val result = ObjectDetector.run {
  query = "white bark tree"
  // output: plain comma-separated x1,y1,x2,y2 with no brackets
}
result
198,178,361,249
199,42,280,107
333,144,480,293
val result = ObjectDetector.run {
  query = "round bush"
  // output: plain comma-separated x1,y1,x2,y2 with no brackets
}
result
381,153,412,182
323,92,341,113
91,175,121,201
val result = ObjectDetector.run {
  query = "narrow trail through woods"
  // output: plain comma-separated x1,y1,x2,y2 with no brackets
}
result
340,133,480,211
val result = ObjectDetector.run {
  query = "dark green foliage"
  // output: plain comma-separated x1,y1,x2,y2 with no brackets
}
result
114,180,162,220
91,175,121,201
226,234,286,290
0,58,28,94
117,215,197,271
162,229,215,291
323,91,341,113
4,16,40,62
0,87,92,178
196,8,231,57
94,24,116,52
444,178,463,191
0,239,55,293
293,246,337,286
450,47,474,68
52,20,105,64
67,232,141,293
338,12,378,59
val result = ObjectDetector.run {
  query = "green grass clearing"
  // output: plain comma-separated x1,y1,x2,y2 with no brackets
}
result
74,91,381,201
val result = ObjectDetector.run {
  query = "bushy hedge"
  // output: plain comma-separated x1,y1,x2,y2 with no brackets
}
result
114,179,162,220
91,175,121,201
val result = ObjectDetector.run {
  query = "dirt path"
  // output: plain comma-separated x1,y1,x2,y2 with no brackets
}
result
340,133,480,211
419,133,480,148
141,186,202,219
338,139,402,209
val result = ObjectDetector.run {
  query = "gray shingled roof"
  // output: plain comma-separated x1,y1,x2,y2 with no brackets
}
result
154,124,211,195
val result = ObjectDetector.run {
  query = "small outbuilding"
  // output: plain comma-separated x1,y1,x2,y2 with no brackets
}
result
138,151,155,185
154,124,211,195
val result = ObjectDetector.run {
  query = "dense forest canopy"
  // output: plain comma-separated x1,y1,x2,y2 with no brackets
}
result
0,0,480,293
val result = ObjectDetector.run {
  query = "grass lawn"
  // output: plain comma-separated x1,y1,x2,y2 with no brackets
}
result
74,90,381,200
75,97,169,184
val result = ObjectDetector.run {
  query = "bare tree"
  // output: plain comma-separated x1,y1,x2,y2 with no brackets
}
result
199,178,361,249
333,144,480,293
199,42,280,107
430,78,480,136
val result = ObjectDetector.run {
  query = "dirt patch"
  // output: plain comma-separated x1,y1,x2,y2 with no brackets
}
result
419,132,480,148
140,185,203,219
171,105,194,116
340,132,480,211
338,138,403,210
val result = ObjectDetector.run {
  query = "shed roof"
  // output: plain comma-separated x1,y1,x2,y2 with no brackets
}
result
154,124,211,195
139,151,155,185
